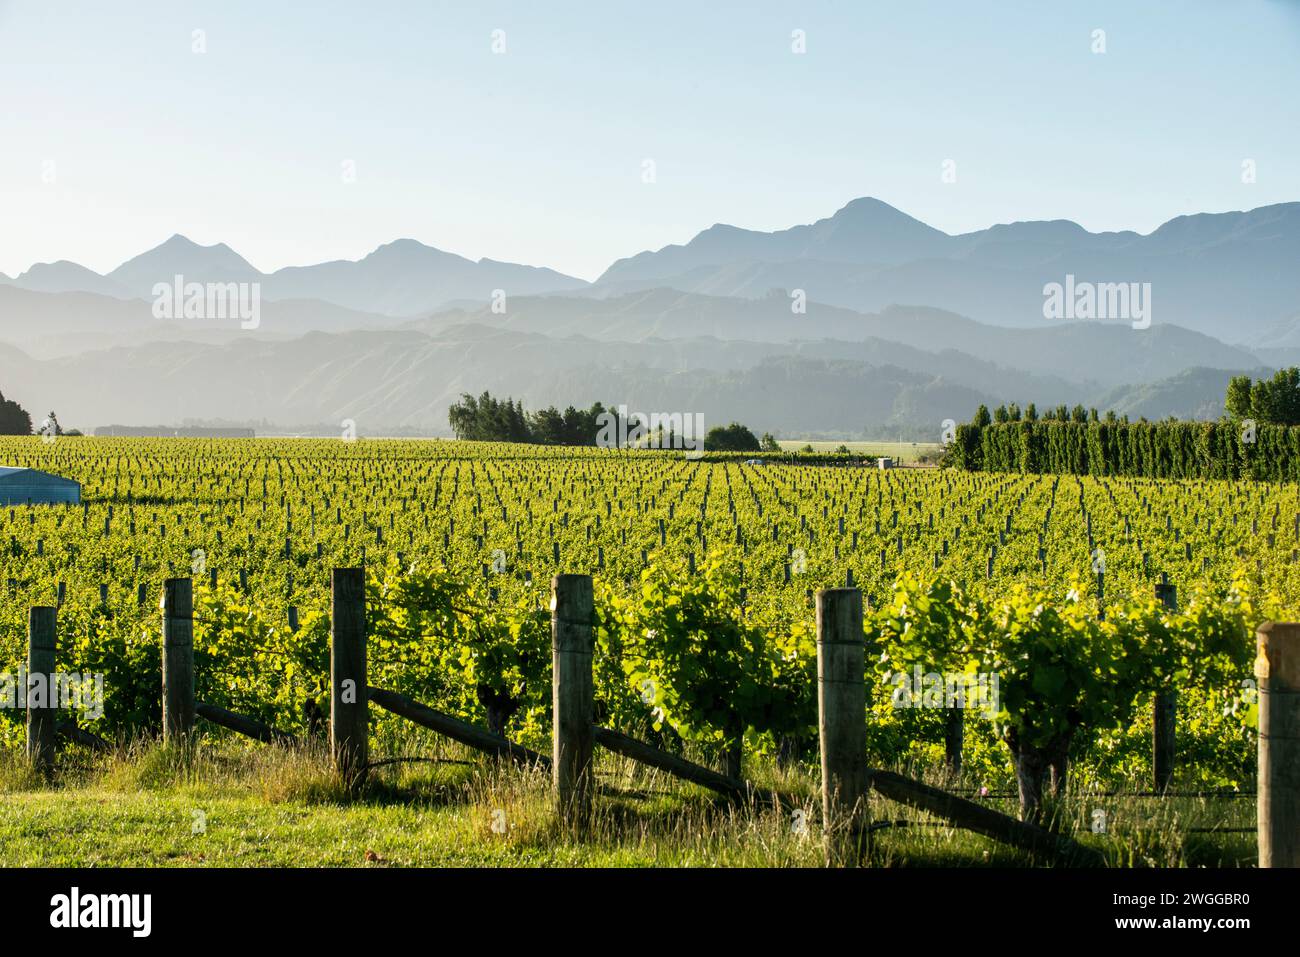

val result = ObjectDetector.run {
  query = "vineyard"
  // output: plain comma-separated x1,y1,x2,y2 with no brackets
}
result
0,435,1292,866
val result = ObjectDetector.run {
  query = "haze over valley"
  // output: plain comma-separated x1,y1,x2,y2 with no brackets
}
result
2,199,1294,437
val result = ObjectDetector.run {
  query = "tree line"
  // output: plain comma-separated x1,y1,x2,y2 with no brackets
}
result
447,391,762,451
447,392,610,445
951,369,1300,479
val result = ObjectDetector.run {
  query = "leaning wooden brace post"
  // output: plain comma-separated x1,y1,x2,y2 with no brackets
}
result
1152,582,1177,791
161,578,195,742
817,587,869,866
552,574,594,828
27,606,57,770
331,568,368,786
1257,621,1300,867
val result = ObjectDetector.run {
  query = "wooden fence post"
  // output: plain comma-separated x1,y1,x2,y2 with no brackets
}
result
1257,621,1300,867
552,574,594,828
944,708,963,775
817,587,868,866
1153,582,1177,791
330,568,368,786
161,578,194,742
26,606,57,770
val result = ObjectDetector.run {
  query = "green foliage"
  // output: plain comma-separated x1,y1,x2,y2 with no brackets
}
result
950,418,1300,480
971,582,1132,749
1225,375,1253,420
1227,367,1300,426
0,391,32,435
703,422,762,452
447,390,616,446
865,572,1257,814
870,572,972,677
605,555,816,753
368,559,551,740
0,435,1272,799
189,581,328,732
448,391,533,442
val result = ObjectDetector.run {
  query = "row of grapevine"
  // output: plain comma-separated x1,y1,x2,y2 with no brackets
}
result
0,437,1281,798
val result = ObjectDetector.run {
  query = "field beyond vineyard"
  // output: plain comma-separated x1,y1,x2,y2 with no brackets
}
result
0,437,1283,866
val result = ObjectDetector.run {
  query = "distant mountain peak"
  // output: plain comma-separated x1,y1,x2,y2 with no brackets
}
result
812,196,948,249
7,259,132,299
597,195,952,284
377,237,431,251
106,234,262,294
1148,201,1300,249
698,222,748,235
22,259,96,274
155,233,241,256
120,232,255,264
832,196,911,218
359,238,470,270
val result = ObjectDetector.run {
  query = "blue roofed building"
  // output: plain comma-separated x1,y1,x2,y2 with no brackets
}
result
0,467,81,505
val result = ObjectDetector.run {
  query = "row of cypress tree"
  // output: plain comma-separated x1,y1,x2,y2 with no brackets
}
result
950,419,1300,481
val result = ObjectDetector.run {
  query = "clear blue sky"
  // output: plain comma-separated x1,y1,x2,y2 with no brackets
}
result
3,0,1299,281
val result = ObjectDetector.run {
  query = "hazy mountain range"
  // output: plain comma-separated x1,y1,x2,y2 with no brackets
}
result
595,198,1300,344
1,198,1294,436
2,234,587,317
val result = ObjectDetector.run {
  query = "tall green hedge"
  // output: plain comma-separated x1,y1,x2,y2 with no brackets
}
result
951,420,1300,480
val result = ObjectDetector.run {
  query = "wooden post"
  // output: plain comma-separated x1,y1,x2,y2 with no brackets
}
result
1153,582,1177,791
330,568,368,786
161,578,194,742
944,707,963,775
1257,621,1300,867
26,606,57,770
552,574,594,827
817,587,868,866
